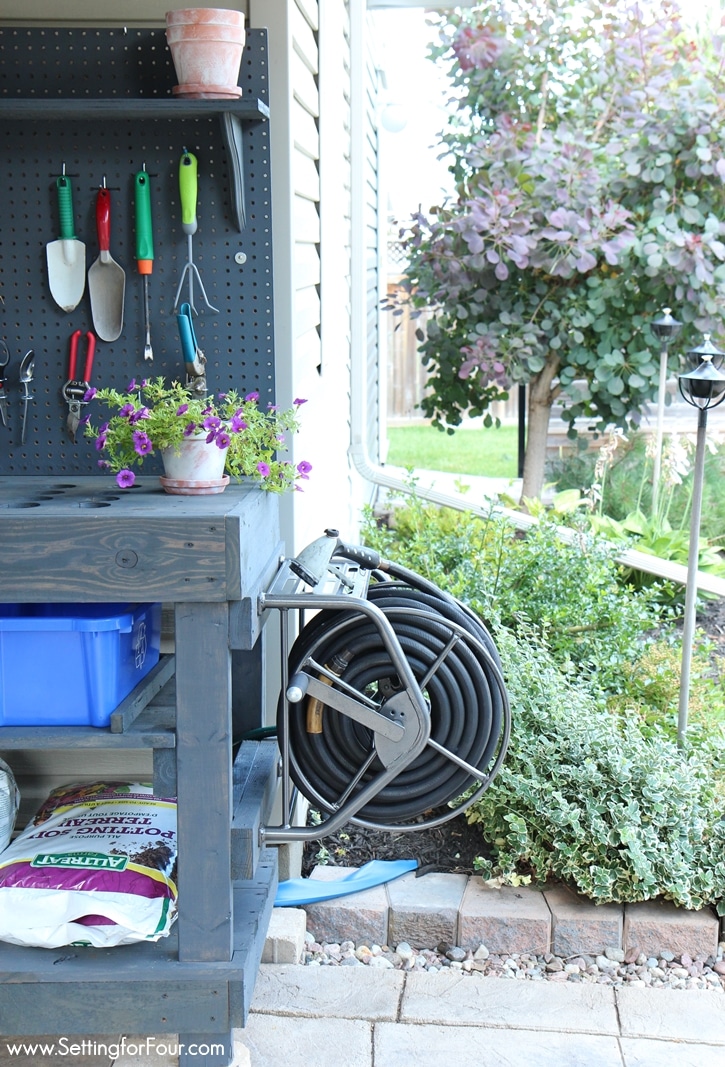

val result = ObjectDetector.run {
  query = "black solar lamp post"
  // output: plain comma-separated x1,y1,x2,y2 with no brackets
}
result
676,335,725,745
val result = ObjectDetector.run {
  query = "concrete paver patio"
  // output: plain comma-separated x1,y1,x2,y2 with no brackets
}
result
3,963,724,1065
240,964,725,1067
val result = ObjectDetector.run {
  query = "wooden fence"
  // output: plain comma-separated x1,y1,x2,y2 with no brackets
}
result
385,282,518,424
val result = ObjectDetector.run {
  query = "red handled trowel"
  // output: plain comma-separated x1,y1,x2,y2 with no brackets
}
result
88,185,126,343
46,172,86,313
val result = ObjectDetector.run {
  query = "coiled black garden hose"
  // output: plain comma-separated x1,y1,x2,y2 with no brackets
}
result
278,554,510,831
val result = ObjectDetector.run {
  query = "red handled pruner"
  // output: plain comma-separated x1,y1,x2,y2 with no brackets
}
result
62,329,96,443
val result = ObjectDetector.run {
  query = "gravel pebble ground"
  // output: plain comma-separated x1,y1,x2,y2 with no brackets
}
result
303,933,725,991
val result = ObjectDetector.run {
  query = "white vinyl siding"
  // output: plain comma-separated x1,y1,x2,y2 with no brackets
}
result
363,58,383,464
291,0,322,386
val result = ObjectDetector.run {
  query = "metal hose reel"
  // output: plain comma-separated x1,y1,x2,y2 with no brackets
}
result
260,531,511,845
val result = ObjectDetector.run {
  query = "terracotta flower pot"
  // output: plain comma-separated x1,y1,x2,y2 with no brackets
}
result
159,435,229,495
165,8,246,99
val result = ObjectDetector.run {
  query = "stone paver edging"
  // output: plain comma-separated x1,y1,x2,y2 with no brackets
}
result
270,867,722,961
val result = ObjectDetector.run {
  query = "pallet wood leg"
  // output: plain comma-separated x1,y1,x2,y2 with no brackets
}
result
179,1031,234,1067
175,601,234,963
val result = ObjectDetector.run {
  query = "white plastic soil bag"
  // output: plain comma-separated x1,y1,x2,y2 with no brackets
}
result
0,758,20,852
0,781,177,948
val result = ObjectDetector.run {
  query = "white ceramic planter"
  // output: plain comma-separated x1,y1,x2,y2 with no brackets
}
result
159,435,229,495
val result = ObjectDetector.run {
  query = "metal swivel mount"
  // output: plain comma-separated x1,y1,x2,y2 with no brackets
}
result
259,532,511,846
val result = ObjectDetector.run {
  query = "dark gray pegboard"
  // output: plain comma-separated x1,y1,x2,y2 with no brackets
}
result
0,27,274,476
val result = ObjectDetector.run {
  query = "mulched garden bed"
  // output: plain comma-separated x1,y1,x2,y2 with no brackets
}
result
301,812,489,878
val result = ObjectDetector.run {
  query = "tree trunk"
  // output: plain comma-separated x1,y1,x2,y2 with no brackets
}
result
520,357,561,505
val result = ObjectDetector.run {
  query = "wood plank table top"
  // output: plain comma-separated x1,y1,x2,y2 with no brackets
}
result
0,476,278,602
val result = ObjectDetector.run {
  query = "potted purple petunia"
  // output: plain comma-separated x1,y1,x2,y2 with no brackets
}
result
84,377,311,495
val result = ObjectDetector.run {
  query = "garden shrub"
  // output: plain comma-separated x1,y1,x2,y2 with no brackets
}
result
363,497,725,908
366,499,669,695
467,628,725,911
610,639,725,754
485,517,668,694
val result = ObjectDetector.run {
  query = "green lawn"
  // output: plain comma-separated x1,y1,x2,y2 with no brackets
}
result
385,423,520,478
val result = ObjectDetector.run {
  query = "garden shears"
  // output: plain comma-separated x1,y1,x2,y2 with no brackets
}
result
19,350,35,445
63,329,97,443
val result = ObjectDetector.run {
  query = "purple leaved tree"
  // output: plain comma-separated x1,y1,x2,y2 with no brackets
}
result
398,0,725,503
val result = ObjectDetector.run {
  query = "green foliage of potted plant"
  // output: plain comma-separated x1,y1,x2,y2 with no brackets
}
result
84,377,312,493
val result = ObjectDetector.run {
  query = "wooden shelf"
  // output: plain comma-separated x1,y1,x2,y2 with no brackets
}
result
0,709,175,750
0,24,278,1061
0,97,269,121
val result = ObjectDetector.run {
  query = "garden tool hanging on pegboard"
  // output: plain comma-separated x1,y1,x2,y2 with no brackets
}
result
176,302,207,398
172,149,218,316
260,530,511,845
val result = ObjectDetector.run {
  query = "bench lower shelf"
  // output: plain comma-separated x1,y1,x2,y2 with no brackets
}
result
0,849,277,1036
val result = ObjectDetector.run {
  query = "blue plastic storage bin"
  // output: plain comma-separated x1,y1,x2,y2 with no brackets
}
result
0,603,162,728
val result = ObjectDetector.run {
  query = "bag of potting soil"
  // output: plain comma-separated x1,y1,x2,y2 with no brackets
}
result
0,781,177,948
0,758,20,853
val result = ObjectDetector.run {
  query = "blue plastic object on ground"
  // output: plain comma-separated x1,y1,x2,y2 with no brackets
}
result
274,858,418,907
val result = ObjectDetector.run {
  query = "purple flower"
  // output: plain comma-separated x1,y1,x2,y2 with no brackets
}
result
297,459,312,479
293,397,308,406
205,430,217,444
133,430,153,456
97,459,111,470
83,387,97,402
129,406,150,424
94,434,107,451
245,391,260,402
215,431,231,449
116,469,135,488
176,403,189,416
203,415,222,431
257,461,271,477
119,404,135,418
127,379,137,392
183,422,198,437
230,415,247,432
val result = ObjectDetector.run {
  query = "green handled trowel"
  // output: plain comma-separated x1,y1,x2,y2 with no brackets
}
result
46,172,86,313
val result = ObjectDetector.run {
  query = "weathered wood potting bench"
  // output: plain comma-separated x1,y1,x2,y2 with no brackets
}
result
0,478,281,1067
